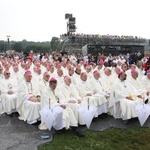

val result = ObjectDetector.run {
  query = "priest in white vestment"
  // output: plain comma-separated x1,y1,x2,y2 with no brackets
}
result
141,70,150,104
76,72,108,116
68,66,77,85
93,61,104,76
39,77,77,130
55,68,64,86
17,70,41,124
112,67,121,81
100,67,114,93
110,72,143,122
126,64,136,79
61,62,68,76
85,65,92,80
121,64,128,72
73,67,81,84
136,60,145,80
89,70,110,98
0,66,4,80
33,67,43,84
127,70,147,98
38,72,50,95
39,77,85,137
0,70,18,115
58,76,86,125
141,70,150,92
11,66,21,83
49,65,57,78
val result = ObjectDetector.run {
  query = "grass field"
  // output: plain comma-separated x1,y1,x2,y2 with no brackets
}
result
38,127,150,150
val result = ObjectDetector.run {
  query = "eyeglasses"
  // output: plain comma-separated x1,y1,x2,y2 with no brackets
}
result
6,73,10,75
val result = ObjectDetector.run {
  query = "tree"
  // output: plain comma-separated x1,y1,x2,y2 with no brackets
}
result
13,42,22,52
50,37,61,52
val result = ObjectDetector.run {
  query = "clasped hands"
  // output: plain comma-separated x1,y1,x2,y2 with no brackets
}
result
69,99,81,104
86,90,96,96
29,95,41,102
7,91,14,95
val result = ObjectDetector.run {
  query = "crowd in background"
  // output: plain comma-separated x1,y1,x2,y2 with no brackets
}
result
60,33,147,44
0,50,148,71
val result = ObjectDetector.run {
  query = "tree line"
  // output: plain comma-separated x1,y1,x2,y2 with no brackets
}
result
0,37,61,53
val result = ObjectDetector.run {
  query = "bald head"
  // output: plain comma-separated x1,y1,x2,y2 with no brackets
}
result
105,68,111,76
86,65,92,73
80,72,87,81
43,72,50,81
64,76,71,86
115,67,121,75
93,71,100,79
57,68,63,77
131,70,138,79
24,72,32,82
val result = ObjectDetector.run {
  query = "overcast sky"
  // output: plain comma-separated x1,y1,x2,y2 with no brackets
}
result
0,0,149,42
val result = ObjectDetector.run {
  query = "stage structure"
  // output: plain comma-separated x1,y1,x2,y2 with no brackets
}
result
61,14,148,55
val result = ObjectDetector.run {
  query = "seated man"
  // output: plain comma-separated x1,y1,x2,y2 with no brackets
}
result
127,69,148,101
55,68,64,86
39,77,85,137
0,70,18,116
76,72,108,117
59,75,86,125
100,67,114,93
17,70,41,124
110,72,143,123
38,72,50,95
141,70,150,104
89,70,110,98
0,66,4,79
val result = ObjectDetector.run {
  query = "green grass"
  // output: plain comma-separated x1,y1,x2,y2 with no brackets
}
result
38,127,150,150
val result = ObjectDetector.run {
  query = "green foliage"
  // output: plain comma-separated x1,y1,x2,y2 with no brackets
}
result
0,41,6,52
0,37,62,53
50,37,61,52
13,42,22,52
38,127,150,150
25,44,50,53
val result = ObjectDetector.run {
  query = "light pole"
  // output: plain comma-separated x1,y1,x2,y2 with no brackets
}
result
6,35,11,51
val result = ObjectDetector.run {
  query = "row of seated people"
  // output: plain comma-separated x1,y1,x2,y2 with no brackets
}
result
0,61,150,133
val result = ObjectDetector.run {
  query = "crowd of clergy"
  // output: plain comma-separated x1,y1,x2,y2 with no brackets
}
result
0,53,150,135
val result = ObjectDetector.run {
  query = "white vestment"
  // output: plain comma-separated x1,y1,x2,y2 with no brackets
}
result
59,82,86,125
55,75,64,86
76,79,108,116
141,76,150,92
127,76,147,97
110,79,143,120
93,66,104,76
100,74,114,93
73,73,81,84
0,78,18,114
39,86,78,130
17,80,41,124
38,79,49,95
